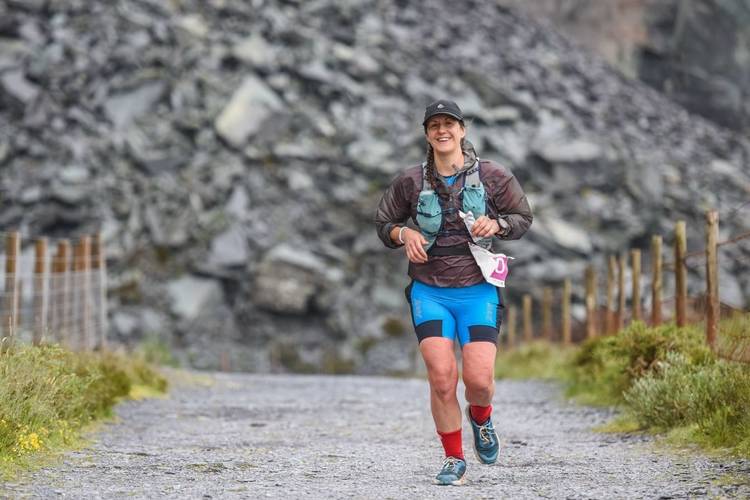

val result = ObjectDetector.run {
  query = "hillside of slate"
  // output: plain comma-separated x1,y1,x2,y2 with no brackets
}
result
1,0,749,373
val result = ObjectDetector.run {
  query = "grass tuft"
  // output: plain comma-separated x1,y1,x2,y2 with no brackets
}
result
624,351,750,453
565,321,710,406
594,414,641,434
495,341,574,380
0,344,166,479
495,314,750,456
134,335,180,368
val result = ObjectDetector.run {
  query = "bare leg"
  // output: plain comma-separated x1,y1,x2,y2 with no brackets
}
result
420,337,461,432
462,342,497,407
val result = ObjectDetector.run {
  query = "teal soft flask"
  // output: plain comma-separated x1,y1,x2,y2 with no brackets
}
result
416,190,442,249
462,183,491,249
461,184,485,217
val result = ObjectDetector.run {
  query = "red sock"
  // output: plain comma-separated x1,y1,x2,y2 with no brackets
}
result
437,428,464,460
470,404,492,424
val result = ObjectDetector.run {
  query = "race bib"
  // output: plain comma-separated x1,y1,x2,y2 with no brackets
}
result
468,242,514,288
459,210,514,287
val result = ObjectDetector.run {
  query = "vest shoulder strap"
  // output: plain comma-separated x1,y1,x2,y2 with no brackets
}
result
464,159,481,188
421,159,482,190
420,161,430,191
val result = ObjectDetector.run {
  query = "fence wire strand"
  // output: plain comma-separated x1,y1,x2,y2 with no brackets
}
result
510,212,750,363
1,235,108,352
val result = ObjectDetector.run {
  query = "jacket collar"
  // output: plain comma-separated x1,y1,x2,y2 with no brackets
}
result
443,140,478,176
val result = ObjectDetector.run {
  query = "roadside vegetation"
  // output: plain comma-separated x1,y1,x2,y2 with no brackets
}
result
495,315,750,456
0,344,167,479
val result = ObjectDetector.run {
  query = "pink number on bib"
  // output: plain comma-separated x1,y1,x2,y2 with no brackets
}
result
489,255,509,281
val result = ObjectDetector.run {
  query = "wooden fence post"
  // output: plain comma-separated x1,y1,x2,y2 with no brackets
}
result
50,242,60,345
606,256,616,334
651,235,663,326
562,279,571,346
52,241,71,347
585,266,597,339
73,237,92,351
16,279,24,334
2,232,20,352
220,350,231,372
82,236,92,351
91,232,108,351
542,287,553,341
674,221,687,327
507,305,517,349
616,253,626,331
631,249,642,322
523,294,533,343
72,240,82,350
33,238,49,345
705,211,719,347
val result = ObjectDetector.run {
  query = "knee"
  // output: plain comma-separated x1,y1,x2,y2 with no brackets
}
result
429,372,457,402
464,375,494,400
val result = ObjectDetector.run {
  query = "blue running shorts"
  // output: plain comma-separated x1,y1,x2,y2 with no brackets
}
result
405,280,503,346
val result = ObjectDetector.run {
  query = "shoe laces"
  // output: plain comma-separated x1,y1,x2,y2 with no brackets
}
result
478,423,496,445
441,456,462,472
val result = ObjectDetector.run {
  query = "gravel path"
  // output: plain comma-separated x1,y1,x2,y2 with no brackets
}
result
2,373,749,499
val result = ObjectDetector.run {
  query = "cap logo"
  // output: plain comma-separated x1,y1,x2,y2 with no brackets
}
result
437,104,445,109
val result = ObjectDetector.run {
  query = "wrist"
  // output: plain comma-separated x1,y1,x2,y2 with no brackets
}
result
496,217,510,236
398,226,408,244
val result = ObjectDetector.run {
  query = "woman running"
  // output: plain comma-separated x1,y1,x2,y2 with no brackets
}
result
374,99,533,485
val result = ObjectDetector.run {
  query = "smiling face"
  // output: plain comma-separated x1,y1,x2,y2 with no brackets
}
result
425,114,465,156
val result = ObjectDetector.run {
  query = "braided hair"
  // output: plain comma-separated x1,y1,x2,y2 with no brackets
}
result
423,132,467,193
424,144,439,192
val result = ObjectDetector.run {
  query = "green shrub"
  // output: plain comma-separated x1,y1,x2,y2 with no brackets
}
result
566,321,711,405
495,341,573,380
321,349,355,375
715,311,750,362
135,335,180,368
382,317,407,337
496,318,750,455
624,351,750,450
0,344,166,477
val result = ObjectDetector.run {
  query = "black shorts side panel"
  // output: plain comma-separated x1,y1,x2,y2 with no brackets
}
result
468,325,498,344
404,281,414,304
404,280,417,333
415,320,443,343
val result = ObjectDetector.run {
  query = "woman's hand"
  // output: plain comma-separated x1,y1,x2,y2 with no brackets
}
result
402,228,429,264
471,216,501,238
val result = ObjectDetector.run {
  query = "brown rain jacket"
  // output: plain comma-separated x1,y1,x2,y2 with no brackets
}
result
374,146,533,287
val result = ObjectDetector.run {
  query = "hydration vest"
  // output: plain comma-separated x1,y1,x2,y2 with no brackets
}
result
415,160,490,251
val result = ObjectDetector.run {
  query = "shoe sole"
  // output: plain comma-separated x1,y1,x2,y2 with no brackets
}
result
465,406,499,465
433,476,466,486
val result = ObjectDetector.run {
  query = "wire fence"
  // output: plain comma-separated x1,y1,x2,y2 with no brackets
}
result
505,209,750,364
0,231,108,353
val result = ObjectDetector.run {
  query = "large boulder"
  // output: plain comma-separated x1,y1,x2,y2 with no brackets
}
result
253,245,329,315
167,275,223,321
214,75,284,148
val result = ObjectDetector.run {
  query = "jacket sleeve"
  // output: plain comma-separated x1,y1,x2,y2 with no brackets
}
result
374,173,413,249
486,165,533,241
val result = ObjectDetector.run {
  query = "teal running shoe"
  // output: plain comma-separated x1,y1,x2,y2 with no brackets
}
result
466,406,499,464
433,456,467,486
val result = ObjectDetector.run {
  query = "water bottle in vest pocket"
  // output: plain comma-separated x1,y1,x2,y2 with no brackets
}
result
416,190,442,239
461,183,486,219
